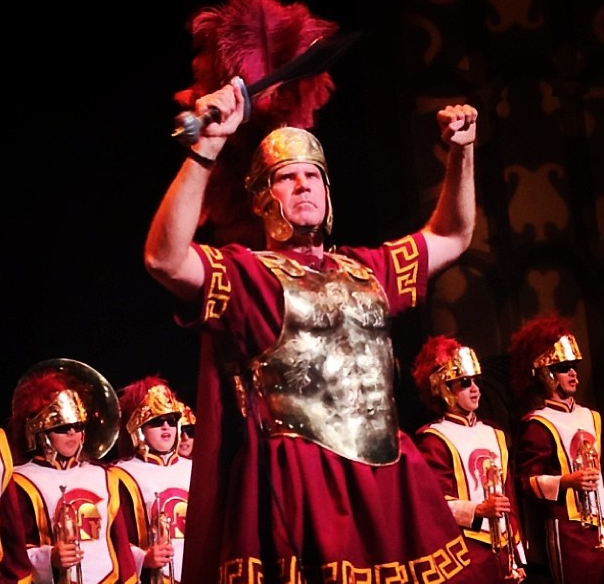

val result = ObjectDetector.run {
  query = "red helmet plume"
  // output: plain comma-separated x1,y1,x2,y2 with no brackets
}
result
412,336,462,415
174,0,339,249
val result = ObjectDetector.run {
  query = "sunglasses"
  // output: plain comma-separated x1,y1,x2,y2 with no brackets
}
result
550,361,579,374
51,422,85,434
449,376,480,389
145,415,179,429
181,425,194,438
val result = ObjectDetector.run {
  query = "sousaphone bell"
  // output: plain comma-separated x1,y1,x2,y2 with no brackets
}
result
14,358,120,459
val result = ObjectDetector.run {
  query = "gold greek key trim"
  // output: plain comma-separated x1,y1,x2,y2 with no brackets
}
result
218,535,471,584
385,236,419,306
200,245,232,320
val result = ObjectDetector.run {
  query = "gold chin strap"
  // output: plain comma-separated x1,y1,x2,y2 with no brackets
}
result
532,334,582,369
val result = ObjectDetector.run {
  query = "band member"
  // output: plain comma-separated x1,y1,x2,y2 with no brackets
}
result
176,403,195,460
509,314,604,584
1,426,32,584
144,70,480,582
8,363,137,584
413,336,527,582
109,376,192,584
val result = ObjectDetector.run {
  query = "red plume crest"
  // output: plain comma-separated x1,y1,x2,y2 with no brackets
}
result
175,0,340,248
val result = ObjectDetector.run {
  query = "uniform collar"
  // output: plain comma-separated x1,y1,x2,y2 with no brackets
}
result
136,450,180,466
444,411,477,427
544,397,575,413
32,454,80,470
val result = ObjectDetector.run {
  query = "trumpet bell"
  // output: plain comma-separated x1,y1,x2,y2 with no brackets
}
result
15,358,120,459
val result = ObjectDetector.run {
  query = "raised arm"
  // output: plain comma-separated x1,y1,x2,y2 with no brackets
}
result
421,104,478,276
144,81,246,303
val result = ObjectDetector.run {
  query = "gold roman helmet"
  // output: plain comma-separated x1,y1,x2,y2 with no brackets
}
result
11,358,120,464
125,384,182,454
178,403,196,427
428,346,482,409
532,334,582,369
24,390,87,452
244,127,332,242
532,333,582,395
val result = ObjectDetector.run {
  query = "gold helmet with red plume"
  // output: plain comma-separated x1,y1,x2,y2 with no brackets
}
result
118,375,182,458
245,126,332,241
174,0,339,248
9,358,119,464
412,336,482,415
509,314,582,405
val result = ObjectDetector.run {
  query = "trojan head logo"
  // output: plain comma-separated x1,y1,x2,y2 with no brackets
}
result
152,488,189,539
468,449,499,491
570,429,597,466
53,488,102,541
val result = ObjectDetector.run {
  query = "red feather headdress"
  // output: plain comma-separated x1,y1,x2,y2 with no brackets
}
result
509,313,575,402
412,335,463,414
174,0,339,248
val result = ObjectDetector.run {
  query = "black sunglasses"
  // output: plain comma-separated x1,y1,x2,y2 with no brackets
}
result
550,361,579,374
181,425,194,438
51,422,85,434
145,415,179,428
448,376,480,389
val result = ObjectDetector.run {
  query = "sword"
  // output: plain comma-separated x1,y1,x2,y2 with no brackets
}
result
172,30,363,146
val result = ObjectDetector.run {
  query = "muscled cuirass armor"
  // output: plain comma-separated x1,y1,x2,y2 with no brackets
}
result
249,251,400,465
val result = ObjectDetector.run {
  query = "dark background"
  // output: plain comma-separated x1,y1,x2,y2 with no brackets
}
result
4,1,603,435
3,1,380,420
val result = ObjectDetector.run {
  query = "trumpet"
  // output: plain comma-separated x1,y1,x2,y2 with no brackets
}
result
149,491,175,584
573,431,604,551
483,459,523,581
54,485,83,584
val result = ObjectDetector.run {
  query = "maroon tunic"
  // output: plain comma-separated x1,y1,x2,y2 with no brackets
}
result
1,427,32,584
179,236,479,584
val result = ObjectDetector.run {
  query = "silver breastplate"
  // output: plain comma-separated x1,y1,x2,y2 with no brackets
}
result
249,251,400,465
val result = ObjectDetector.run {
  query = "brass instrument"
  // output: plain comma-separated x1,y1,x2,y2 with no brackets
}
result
15,358,121,460
483,459,523,580
573,431,604,551
54,485,83,584
149,491,175,584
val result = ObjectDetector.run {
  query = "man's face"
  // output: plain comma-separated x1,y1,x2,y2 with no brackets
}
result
549,360,579,398
142,414,179,454
47,422,85,458
270,162,326,229
448,376,481,413
178,426,194,459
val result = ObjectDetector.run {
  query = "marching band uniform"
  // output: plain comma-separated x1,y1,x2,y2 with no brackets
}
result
413,337,527,582
8,365,137,584
0,427,32,584
110,378,192,584
510,316,604,584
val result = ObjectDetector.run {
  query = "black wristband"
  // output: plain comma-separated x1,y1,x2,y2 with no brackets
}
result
187,150,216,169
